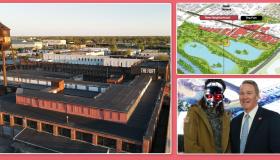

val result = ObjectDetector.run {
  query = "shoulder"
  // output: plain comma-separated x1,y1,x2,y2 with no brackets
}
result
223,111,232,120
188,104,205,114
231,112,243,123
260,107,280,118
189,104,200,111
184,104,201,123
260,108,280,123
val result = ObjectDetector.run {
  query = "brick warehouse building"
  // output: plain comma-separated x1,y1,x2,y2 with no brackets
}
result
15,76,152,123
0,60,169,153
7,60,170,82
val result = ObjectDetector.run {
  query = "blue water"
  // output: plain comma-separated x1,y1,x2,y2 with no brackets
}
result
177,53,202,74
183,42,240,74
223,40,262,60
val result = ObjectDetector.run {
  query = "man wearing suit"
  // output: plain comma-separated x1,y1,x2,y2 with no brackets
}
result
230,80,280,153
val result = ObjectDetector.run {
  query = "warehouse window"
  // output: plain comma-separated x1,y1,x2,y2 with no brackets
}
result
42,123,53,134
3,114,10,124
27,120,37,130
14,117,23,126
122,142,142,153
58,127,71,138
76,131,92,143
97,136,116,149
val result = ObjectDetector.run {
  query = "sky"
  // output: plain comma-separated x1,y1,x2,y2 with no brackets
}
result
0,3,171,36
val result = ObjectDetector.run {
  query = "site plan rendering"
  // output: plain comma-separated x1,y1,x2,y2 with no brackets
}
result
177,3,280,74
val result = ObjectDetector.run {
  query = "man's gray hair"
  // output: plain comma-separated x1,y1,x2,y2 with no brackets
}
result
241,80,260,95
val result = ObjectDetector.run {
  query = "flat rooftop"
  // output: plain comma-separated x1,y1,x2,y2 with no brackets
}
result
17,75,151,113
4,70,110,88
7,70,74,79
138,61,168,68
20,83,99,98
0,80,162,142
14,128,110,153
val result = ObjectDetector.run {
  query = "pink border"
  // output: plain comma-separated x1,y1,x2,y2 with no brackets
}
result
0,0,280,160
174,2,280,160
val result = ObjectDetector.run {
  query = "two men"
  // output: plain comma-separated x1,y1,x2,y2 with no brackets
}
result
184,79,280,153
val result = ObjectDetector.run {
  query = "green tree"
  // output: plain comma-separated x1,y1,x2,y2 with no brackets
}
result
110,44,118,52
125,49,132,56
138,43,145,51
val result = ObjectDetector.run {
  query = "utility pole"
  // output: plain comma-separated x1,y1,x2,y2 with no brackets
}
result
1,47,7,87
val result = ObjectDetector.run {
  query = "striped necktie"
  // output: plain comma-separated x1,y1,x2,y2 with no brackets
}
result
240,114,249,153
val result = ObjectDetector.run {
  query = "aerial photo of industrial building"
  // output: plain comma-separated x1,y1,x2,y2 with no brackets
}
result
0,22,170,153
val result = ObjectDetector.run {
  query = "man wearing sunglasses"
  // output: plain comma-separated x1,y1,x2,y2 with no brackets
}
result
184,79,231,153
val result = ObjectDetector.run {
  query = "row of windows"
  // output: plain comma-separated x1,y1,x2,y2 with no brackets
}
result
1,114,141,152
78,58,103,62
97,136,142,152
18,96,123,122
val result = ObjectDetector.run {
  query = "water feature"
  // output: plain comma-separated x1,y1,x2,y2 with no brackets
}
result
183,42,241,74
177,53,202,74
223,40,263,60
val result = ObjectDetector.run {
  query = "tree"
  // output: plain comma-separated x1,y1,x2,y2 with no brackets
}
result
125,49,132,56
156,54,169,61
110,44,118,52
138,43,145,51
36,53,43,59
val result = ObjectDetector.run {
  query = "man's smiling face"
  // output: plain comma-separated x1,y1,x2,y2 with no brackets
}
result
239,83,259,113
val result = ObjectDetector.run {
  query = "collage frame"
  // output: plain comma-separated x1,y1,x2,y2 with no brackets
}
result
175,2,280,160
0,0,280,160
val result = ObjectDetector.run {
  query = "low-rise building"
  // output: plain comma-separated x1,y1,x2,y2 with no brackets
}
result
140,50,169,57
42,53,142,67
12,40,43,50
0,72,167,153
80,47,110,55
42,40,67,46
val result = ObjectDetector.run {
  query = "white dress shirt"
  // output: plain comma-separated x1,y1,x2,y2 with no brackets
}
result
240,105,259,138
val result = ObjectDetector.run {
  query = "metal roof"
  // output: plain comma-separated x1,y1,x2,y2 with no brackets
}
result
20,83,99,98
0,22,10,30
17,75,151,112
0,80,162,142
6,70,110,88
14,128,110,153
139,60,168,68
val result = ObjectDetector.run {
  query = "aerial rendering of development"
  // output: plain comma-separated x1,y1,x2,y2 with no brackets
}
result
177,3,280,74
0,3,171,153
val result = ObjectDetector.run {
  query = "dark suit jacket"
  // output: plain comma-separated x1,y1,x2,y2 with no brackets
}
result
230,107,280,153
